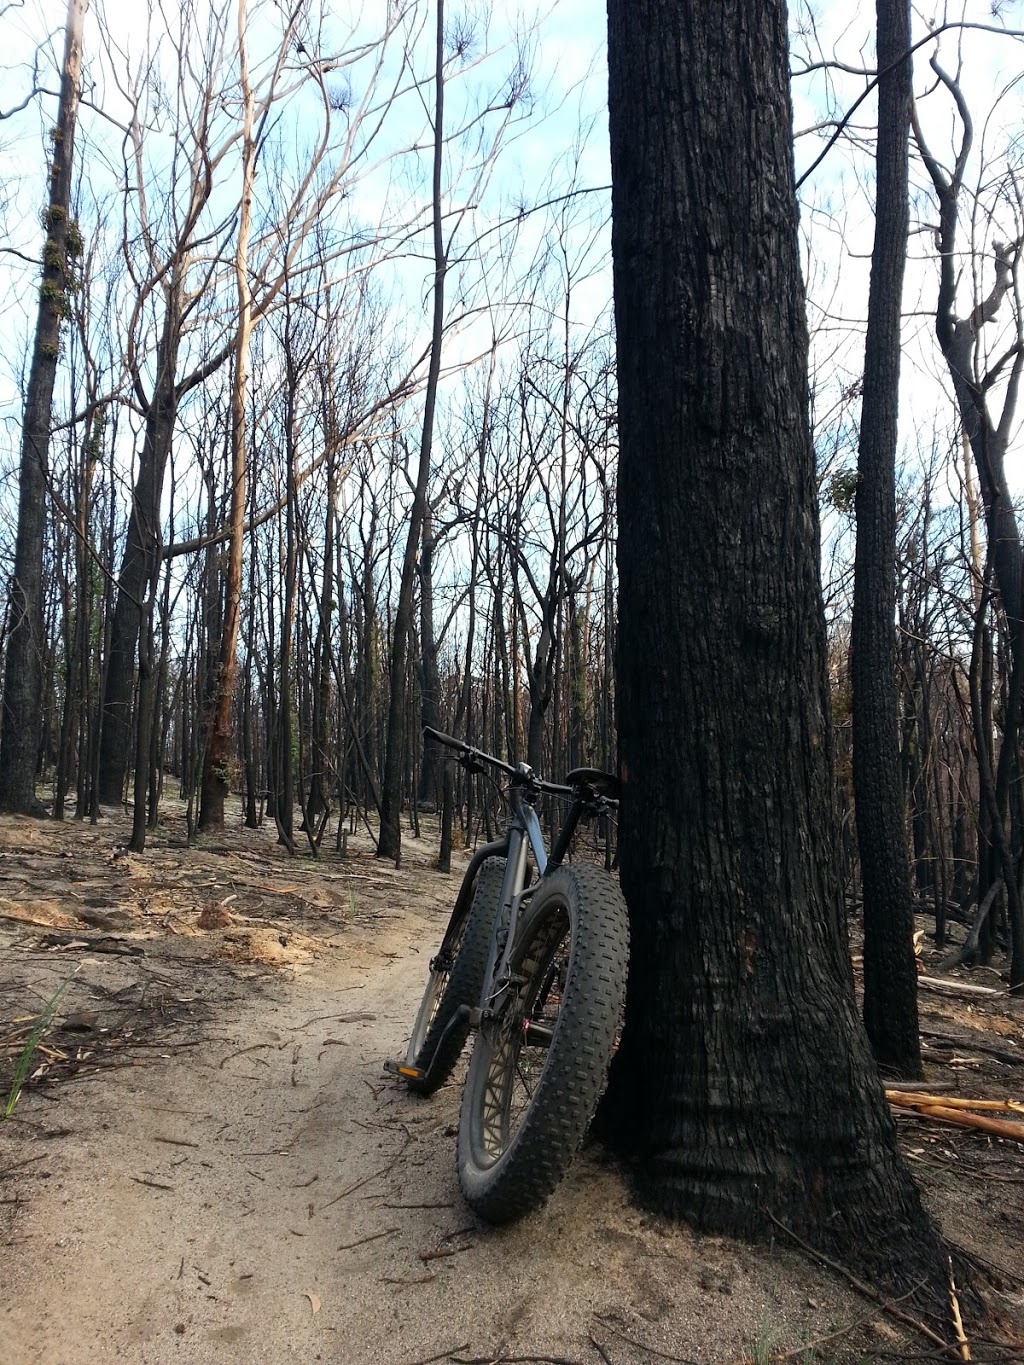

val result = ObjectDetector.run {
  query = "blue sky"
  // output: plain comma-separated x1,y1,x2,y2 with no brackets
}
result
1,0,1021,527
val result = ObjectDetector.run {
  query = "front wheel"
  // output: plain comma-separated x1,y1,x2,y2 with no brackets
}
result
404,857,505,1095
457,863,628,1222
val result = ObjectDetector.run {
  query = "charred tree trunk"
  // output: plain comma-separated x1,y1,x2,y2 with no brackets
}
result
0,0,88,815
99,283,183,805
604,0,942,1283
199,11,255,832
851,0,921,1078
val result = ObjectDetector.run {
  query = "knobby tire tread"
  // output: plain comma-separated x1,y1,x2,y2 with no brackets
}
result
407,857,505,1096
457,862,628,1222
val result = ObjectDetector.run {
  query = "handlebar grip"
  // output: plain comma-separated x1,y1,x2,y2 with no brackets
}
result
422,725,466,753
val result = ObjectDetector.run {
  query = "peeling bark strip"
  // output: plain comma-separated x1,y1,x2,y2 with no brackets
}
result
0,0,89,814
604,0,942,1279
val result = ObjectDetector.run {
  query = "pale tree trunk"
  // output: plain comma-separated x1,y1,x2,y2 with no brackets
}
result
377,0,447,864
199,0,255,832
0,0,88,815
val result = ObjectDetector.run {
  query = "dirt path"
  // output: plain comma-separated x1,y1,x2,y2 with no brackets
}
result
2,806,1023,1364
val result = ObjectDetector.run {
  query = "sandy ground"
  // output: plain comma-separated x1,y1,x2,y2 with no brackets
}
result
2,799,1023,1365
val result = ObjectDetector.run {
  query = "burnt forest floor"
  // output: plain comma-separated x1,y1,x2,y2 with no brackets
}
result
1,793,1023,1364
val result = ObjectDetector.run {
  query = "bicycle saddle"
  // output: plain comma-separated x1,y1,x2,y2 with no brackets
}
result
564,767,620,800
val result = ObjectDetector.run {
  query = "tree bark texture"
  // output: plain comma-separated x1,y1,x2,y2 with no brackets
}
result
852,0,922,1077
604,0,937,1274
199,0,255,831
0,0,88,814
98,286,181,805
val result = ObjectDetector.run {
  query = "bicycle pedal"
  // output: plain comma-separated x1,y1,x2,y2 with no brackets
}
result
384,1058,425,1081
386,1058,428,1083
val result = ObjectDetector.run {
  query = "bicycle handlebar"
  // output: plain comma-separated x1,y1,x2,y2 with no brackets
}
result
423,726,575,798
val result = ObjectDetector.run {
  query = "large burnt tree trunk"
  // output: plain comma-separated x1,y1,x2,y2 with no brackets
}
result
604,0,944,1284
851,0,922,1078
0,0,88,815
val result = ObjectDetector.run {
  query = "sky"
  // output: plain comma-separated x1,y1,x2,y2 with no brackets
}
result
1,0,1022,537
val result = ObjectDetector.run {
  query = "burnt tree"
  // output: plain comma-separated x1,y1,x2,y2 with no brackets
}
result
604,0,946,1286
851,0,922,1077
0,0,88,814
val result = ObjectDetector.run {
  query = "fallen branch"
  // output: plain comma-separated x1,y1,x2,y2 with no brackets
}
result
918,976,1002,998
886,1091,1024,1115
884,1086,1021,1141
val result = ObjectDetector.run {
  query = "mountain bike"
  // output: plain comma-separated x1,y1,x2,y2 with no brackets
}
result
387,726,629,1224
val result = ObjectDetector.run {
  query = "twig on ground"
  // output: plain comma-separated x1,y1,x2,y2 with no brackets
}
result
400,1344,469,1365
218,1043,275,1069
764,1213,957,1357
452,1356,586,1365
418,1243,474,1261
130,1175,174,1191
337,1227,398,1251
750,1282,925,1363
947,1258,971,1362
592,1314,698,1363
588,1337,614,1365
320,1162,393,1209
379,1200,454,1210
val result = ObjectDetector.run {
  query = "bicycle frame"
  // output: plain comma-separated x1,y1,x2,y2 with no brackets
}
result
480,800,546,1012
391,726,619,1091
479,785,598,1019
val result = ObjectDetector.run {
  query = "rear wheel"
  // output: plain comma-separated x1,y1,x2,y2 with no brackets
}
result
457,863,628,1222
404,857,505,1095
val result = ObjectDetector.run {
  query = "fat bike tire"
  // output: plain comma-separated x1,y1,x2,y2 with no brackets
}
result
404,857,505,1096
457,863,628,1222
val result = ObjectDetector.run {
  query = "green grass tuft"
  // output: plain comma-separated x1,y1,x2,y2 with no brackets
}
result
3,970,77,1120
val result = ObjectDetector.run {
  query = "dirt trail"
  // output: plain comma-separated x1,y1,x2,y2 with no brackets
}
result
2,806,1023,1364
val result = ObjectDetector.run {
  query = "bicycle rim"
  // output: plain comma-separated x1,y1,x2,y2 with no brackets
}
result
474,902,570,1162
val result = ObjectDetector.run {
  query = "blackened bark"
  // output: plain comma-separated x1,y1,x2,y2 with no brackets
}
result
604,0,940,1279
306,456,336,829
98,306,180,805
128,595,156,853
417,504,443,806
851,0,922,1078
0,0,87,815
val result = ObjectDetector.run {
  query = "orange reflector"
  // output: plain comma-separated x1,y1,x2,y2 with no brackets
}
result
398,1066,421,1079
